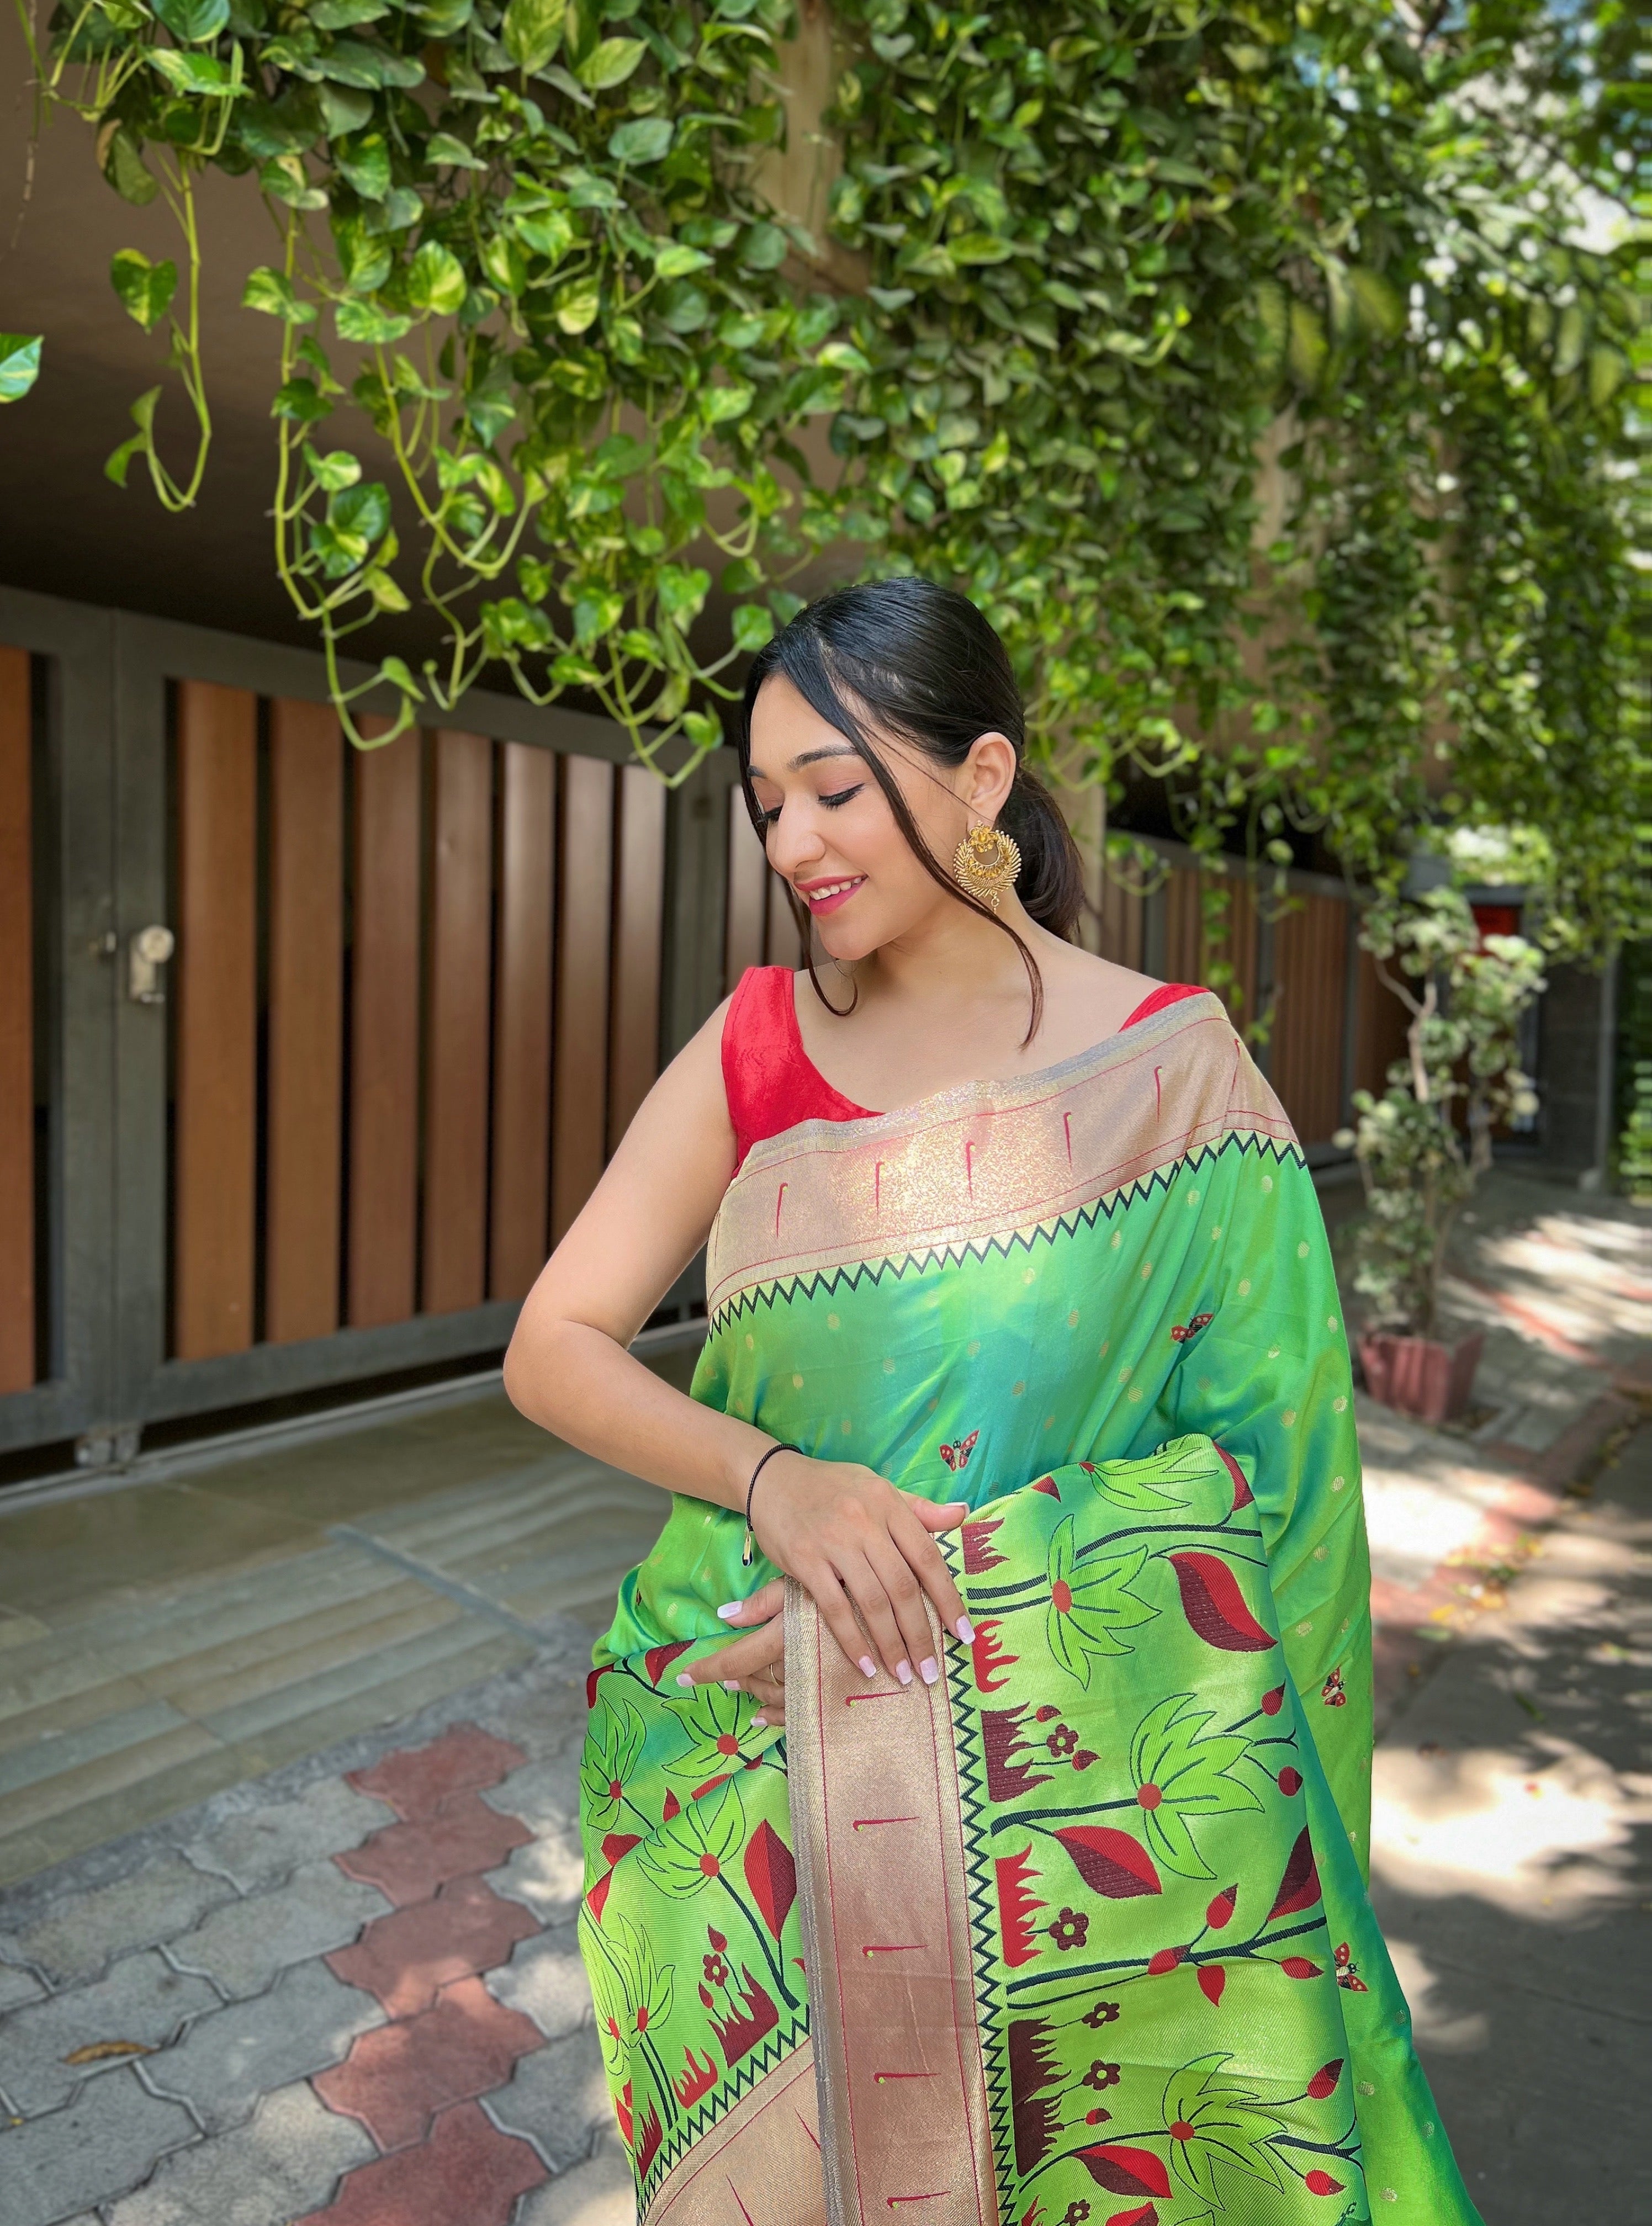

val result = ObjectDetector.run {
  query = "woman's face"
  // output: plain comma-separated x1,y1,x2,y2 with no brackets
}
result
745,675,1014,963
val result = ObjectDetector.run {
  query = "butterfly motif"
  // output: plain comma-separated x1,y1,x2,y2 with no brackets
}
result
1321,1667,1347,1708
939,1429,979,1472
1170,1313,1215,1344
1333,1941,1369,1994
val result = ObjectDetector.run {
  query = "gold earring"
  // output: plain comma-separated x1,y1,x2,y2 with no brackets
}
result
952,823,1021,914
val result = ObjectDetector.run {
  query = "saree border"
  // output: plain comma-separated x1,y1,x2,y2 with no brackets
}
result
642,2040,826,2226
786,1582,996,2226
707,1000,1294,1322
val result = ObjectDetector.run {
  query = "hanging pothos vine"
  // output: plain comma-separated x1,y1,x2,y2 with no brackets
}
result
12,0,1650,950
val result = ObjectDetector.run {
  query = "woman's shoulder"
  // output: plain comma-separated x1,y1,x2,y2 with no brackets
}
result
1042,945,1209,1043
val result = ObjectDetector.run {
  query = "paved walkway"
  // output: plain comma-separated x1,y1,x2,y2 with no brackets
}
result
0,1167,1645,2225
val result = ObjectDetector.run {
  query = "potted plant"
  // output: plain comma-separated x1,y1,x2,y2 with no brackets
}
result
1338,887,1545,1424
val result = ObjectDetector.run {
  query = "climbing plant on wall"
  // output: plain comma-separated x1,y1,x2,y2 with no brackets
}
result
18,0,1650,944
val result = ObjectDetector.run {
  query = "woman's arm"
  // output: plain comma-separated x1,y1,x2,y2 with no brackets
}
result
502,1005,968,1690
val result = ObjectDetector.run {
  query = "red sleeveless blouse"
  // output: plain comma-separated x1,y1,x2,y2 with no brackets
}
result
722,967,1204,1171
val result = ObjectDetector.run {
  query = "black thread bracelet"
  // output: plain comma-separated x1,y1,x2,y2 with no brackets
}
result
742,1441,799,1567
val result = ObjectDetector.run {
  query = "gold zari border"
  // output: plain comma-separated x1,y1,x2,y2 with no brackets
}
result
643,2042,827,2226
786,1582,996,2226
707,996,1291,1319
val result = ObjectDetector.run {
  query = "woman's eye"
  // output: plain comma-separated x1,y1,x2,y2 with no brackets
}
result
820,785,864,809
756,803,781,827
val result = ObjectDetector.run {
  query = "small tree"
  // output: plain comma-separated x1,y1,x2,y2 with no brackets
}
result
1342,889,1545,1340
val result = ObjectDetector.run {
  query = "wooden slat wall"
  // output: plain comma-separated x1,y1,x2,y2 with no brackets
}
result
550,752,614,1243
422,730,494,1315
1271,892,1349,1143
490,743,556,1301
0,648,33,1395
608,764,666,1152
173,681,259,1360
348,727,423,1328
724,785,767,989
1164,864,1203,985
265,699,344,1345
1353,939,1411,1100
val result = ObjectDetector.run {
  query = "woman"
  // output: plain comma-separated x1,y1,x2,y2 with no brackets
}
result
505,580,1479,2226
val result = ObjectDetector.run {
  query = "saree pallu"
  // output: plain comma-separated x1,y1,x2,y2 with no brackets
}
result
580,993,1480,2226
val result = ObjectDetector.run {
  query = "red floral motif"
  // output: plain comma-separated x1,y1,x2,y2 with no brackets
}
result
614,2078,633,2146
634,2100,664,2181
982,1708,1054,1803
972,1618,1018,1693
744,1820,797,1941
1053,1826,1162,1900
1076,2146,1172,2199
1146,1946,1186,1975
1279,1957,1324,1979
1268,1828,1323,1919
644,1641,692,1686
1168,1552,1277,1652
1048,1907,1089,1952
1008,2018,1062,2174
1278,1766,1304,1795
1196,1965,1226,2006
1305,2171,1345,2196
1214,1443,1253,1508
708,1965,779,2064
1261,1684,1286,1716
996,1846,1045,1968
1205,1883,1237,1929
962,1516,1007,1573
673,2047,719,2106
1307,2058,1344,2100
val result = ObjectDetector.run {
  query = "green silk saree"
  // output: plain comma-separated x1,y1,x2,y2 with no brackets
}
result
580,992,1480,2226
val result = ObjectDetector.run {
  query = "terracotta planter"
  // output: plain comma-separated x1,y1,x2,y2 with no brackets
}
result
1357,1328,1484,1425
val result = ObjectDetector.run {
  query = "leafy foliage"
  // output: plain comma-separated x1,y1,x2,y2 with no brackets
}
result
1342,887,1547,1335
21,0,1650,920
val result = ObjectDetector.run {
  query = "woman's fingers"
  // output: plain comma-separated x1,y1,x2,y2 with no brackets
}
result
677,1618,782,1689
865,1535,948,1685
798,1561,881,1686
714,1578,786,1627
893,1501,973,1642
909,1498,968,1531
830,1549,919,1684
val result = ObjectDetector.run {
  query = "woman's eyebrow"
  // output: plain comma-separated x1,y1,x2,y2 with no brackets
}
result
787,744,861,771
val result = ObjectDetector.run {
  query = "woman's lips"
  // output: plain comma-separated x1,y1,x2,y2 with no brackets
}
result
798,876,866,915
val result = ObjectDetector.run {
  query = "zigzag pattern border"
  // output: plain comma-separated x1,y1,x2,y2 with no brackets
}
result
638,2015,810,2214
709,1131,1305,1333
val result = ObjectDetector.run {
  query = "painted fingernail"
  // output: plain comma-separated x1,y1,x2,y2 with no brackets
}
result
675,1672,696,1688
859,1656,877,1679
955,1616,975,1644
919,1657,939,1686
753,1714,769,1729
717,1602,743,1620
722,1680,741,1692
896,1660,913,1686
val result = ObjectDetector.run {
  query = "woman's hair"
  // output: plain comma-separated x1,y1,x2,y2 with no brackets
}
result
736,577,1086,1035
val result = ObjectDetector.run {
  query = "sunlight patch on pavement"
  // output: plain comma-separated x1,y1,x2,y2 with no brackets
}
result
1371,1737,1652,1919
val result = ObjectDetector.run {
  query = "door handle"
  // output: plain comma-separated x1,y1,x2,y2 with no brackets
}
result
129,924,176,1005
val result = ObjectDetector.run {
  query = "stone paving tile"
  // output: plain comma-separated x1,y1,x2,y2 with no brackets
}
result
485,1922,593,2044
333,1793,531,1909
481,1748,579,1833
0,1959,45,2011
183,1779,393,1894
326,1874,538,2018
11,1854,238,1987
0,2065,199,2226
476,1678,586,1767
347,1726,526,1821
166,1862,388,2001
514,2129,634,2226
480,2023,611,2174
140,1958,384,2134
106,2077,376,2226
311,1974,543,2152
0,1949,220,2118
294,2098,546,2226
486,1833,584,1931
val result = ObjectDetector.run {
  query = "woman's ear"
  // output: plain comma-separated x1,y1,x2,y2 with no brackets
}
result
962,730,1018,822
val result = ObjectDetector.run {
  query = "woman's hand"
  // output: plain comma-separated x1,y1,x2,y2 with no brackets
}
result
707,1458,974,1693
680,1580,788,1723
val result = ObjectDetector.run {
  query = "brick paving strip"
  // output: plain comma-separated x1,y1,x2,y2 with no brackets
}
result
0,1663,632,2226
